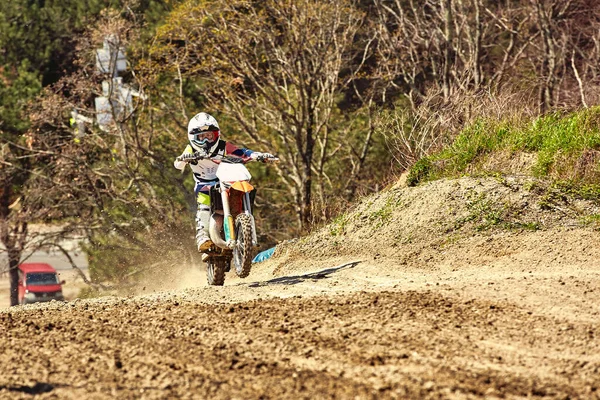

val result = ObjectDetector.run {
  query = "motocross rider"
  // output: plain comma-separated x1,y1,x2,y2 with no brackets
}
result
174,112,274,251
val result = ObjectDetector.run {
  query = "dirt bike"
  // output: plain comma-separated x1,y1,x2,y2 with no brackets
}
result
176,151,279,285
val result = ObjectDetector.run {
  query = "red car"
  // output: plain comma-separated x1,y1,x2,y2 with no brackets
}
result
18,263,65,305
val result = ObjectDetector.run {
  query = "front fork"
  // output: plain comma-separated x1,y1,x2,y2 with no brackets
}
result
213,188,258,248
221,189,235,243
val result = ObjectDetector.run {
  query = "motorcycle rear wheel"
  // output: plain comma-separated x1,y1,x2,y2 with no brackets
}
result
233,213,254,278
206,257,227,286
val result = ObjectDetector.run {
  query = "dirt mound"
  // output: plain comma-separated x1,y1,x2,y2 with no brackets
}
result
270,176,600,276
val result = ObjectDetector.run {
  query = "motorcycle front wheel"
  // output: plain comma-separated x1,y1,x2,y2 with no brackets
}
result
233,213,254,278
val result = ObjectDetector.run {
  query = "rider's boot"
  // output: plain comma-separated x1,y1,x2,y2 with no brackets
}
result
196,229,212,252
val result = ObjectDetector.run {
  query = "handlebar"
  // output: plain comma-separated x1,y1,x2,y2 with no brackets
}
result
256,155,280,163
176,152,279,164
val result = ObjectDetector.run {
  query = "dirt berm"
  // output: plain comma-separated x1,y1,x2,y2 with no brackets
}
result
1,176,600,399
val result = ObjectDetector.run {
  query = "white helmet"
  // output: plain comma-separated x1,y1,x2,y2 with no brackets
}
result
187,112,220,152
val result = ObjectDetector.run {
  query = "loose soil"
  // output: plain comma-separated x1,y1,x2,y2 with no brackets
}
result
1,176,599,399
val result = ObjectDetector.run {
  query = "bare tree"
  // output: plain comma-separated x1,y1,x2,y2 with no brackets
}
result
0,7,195,305
441,0,455,99
30,14,193,282
524,0,600,111
0,133,91,305
0,159,28,306
152,0,366,230
531,0,561,113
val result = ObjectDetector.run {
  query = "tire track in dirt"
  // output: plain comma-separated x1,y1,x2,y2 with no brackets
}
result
1,289,598,399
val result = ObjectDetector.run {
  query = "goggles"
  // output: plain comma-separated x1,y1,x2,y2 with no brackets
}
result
194,131,217,141
191,128,218,142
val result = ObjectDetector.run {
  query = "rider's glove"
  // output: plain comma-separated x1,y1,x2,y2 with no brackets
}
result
251,152,275,161
177,151,205,162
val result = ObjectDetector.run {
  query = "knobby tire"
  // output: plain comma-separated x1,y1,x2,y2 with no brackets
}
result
234,214,254,278
206,258,226,286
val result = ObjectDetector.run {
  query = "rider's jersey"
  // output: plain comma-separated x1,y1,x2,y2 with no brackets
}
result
174,140,255,185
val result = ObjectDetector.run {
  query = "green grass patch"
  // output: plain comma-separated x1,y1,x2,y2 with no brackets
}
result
453,190,540,232
406,157,433,187
407,107,600,186
329,213,349,236
539,181,600,206
580,214,600,229
455,191,503,231
368,196,402,228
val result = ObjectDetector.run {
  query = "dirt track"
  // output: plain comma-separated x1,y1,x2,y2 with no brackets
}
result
2,177,600,398
1,252,600,399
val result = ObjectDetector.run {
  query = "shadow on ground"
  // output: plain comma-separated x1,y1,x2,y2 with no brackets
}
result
247,260,361,288
0,382,58,395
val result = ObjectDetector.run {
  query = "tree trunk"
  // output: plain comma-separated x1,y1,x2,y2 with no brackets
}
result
442,0,454,100
301,110,315,230
301,174,312,230
533,0,556,113
1,178,26,306
346,103,375,201
9,252,19,306
473,0,482,88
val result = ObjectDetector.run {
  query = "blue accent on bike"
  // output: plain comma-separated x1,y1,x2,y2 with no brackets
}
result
252,247,275,263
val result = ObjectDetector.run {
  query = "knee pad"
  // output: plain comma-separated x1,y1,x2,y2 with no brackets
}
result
196,205,210,231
